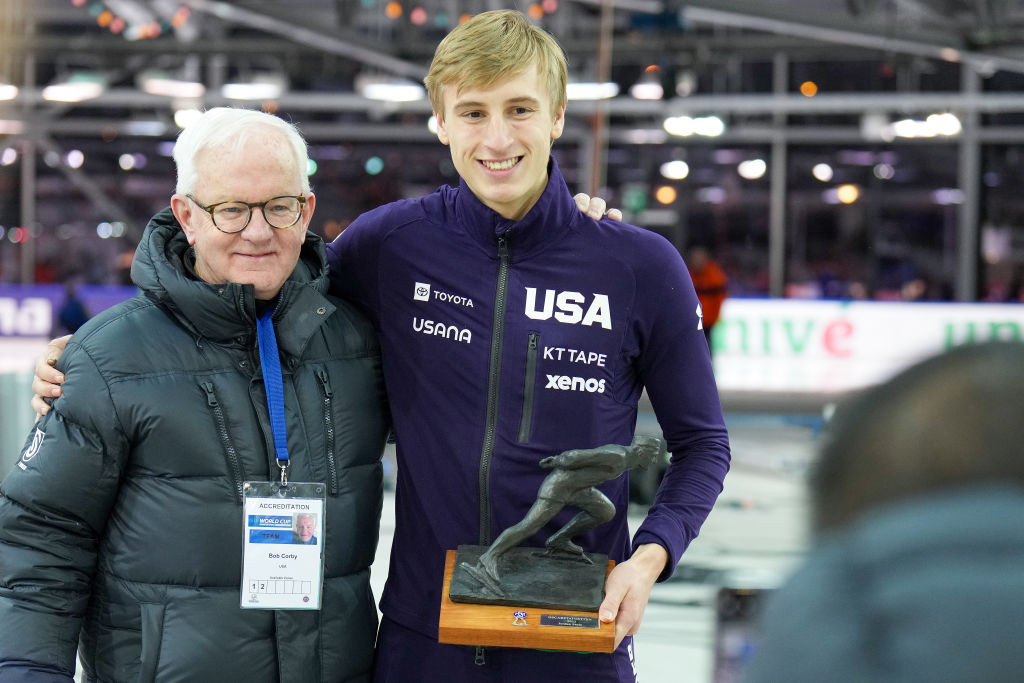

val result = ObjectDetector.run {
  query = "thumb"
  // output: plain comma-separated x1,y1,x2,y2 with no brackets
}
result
599,578,627,623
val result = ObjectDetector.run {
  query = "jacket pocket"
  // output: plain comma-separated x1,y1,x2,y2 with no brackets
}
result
200,381,246,503
517,332,540,443
138,602,166,683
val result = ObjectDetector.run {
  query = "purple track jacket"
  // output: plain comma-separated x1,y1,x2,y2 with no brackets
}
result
328,157,731,638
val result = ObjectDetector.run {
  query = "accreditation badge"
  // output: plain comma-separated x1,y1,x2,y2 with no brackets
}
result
241,481,326,610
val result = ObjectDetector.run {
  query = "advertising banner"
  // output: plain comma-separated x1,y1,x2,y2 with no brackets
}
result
713,298,1024,395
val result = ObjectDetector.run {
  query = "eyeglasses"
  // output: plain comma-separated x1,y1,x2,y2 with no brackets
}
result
187,194,307,233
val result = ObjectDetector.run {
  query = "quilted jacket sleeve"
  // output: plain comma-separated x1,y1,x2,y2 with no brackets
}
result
0,340,129,677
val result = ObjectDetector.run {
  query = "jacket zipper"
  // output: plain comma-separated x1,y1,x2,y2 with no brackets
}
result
517,332,539,443
478,235,511,545
316,368,339,495
201,381,245,504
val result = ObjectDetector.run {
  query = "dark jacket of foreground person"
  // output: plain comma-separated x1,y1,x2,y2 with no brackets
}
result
745,486,1024,683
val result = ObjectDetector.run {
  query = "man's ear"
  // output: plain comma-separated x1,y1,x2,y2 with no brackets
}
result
170,194,198,245
551,103,566,141
300,192,317,228
435,112,450,146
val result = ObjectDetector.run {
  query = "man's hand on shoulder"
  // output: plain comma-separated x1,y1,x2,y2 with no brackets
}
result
598,542,669,649
573,193,623,222
31,335,70,419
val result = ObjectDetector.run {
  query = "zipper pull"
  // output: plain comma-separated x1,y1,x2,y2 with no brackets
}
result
474,646,486,666
315,369,333,397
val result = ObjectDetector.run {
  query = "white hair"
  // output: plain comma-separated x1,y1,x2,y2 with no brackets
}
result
172,107,311,195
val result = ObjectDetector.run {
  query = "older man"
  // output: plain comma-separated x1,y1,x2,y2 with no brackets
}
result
0,108,389,682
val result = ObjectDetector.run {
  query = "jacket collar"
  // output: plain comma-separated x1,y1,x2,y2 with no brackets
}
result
454,155,582,261
130,206,335,354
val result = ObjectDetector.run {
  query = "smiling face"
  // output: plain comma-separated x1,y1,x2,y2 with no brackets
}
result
296,514,315,543
435,65,566,221
171,129,315,300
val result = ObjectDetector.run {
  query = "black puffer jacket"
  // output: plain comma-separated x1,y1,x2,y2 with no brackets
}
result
0,208,389,683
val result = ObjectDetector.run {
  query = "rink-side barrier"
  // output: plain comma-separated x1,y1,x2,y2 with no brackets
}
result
0,373,34,475
711,298,1024,397
1,284,137,473
3,285,1024,470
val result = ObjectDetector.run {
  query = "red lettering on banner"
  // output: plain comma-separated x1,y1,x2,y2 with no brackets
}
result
823,319,853,356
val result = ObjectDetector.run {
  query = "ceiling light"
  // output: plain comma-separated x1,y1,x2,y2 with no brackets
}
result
812,163,833,182
927,112,962,136
42,72,106,103
675,70,696,98
222,74,286,101
836,184,860,203
356,75,425,102
139,70,205,98
566,82,619,100
660,160,689,180
124,119,168,136
629,66,663,101
664,115,725,138
873,163,895,180
738,159,767,180
0,83,18,101
174,108,203,129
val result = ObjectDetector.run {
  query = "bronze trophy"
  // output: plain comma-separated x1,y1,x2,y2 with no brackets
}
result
438,435,664,653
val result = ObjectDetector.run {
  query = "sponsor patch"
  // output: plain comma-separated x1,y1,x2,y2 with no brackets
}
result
545,374,606,393
524,287,612,330
412,317,472,344
414,282,431,301
18,428,45,470
413,281,474,307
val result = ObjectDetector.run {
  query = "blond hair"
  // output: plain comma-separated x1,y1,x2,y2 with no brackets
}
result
424,10,567,116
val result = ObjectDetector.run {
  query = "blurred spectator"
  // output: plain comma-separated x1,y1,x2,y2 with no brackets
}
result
52,282,90,335
745,341,1024,683
686,244,728,357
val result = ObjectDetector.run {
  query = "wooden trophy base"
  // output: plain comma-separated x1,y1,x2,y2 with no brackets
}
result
438,548,616,653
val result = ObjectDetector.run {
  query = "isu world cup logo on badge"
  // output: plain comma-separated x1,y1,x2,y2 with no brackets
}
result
512,610,528,626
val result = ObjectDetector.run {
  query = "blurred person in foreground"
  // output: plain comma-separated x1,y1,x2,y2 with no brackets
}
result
745,341,1024,683
1,107,390,682
31,10,728,682
685,244,728,358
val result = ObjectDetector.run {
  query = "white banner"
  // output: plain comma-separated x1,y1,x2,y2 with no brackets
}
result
712,299,1024,394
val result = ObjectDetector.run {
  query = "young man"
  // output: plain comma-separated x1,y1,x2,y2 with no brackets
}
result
2,108,389,682
331,10,730,681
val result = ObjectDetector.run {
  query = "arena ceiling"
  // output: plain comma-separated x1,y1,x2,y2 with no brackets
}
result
5,0,1024,141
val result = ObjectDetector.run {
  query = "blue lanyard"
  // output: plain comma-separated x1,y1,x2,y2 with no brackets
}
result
256,309,290,484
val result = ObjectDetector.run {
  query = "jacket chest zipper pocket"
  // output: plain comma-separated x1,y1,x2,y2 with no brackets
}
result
201,381,246,504
517,332,540,443
316,369,339,495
